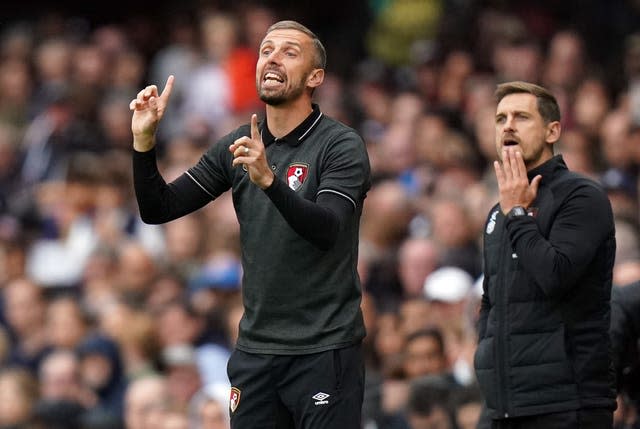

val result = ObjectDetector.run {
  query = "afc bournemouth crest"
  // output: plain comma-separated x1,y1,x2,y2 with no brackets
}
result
230,387,241,413
286,163,309,191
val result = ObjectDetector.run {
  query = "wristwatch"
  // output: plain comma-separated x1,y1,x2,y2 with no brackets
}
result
507,206,527,219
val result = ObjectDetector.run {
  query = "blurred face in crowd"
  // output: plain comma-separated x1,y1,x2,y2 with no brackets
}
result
167,364,201,409
399,298,433,337
256,28,323,105
199,399,229,429
80,354,113,391
600,110,633,169
0,370,36,427
35,39,72,82
403,334,447,379
3,278,44,337
429,199,472,248
46,297,87,349
72,43,105,86
374,312,405,363
544,31,585,88
408,405,453,429
0,59,31,104
572,78,610,137
125,377,169,429
555,129,595,175
495,93,560,170
165,215,204,263
201,13,238,61
117,243,157,296
157,303,201,346
39,350,81,401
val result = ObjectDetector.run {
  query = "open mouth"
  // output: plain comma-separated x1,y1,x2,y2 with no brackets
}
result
503,139,519,146
263,71,284,85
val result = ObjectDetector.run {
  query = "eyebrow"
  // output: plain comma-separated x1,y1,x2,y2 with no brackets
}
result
496,109,530,117
260,39,303,50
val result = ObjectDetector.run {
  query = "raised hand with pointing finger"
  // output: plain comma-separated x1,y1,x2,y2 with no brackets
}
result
129,75,174,152
228,114,274,190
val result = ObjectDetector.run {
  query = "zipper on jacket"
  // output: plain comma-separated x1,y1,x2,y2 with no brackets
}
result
496,228,510,418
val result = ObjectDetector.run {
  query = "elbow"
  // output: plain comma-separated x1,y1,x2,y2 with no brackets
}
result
538,275,572,299
314,231,337,251
139,211,163,225
313,223,340,251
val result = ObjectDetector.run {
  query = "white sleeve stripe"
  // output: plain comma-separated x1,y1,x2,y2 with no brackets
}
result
185,171,216,200
317,189,356,209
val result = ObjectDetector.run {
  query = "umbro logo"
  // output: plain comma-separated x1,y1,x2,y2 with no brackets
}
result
312,392,330,405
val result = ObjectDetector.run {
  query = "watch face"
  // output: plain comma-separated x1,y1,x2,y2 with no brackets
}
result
513,206,526,216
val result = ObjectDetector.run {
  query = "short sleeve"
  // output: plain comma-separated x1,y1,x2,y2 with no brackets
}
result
317,130,371,209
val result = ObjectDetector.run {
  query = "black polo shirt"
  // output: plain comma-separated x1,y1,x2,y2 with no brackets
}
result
187,104,371,354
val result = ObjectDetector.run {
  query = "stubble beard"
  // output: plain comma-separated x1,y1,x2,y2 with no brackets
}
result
258,83,305,106
259,91,287,106
257,68,310,106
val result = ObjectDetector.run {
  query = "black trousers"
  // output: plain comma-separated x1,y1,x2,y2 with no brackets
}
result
227,343,364,429
489,408,613,429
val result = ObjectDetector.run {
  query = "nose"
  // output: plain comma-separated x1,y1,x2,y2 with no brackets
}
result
266,49,283,64
503,114,516,131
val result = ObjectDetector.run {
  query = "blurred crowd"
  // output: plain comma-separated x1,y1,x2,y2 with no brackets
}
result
0,1,639,428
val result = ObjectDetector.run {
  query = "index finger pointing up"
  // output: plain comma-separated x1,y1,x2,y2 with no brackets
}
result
251,114,260,141
159,75,175,103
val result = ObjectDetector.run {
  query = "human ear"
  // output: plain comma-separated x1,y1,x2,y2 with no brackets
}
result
307,68,324,88
545,121,561,144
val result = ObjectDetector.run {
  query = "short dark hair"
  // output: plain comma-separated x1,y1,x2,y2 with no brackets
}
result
406,375,454,417
406,327,445,356
266,20,326,70
495,81,561,123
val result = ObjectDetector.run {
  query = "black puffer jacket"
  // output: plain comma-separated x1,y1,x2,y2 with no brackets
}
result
610,281,640,404
474,155,617,420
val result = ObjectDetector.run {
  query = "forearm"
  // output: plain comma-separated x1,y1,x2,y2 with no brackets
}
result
133,148,210,223
263,178,352,250
505,189,613,297
505,216,580,296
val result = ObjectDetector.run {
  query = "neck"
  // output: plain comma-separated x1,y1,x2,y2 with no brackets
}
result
526,150,554,172
265,96,313,138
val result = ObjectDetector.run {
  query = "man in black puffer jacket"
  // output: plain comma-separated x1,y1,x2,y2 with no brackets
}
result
474,81,617,429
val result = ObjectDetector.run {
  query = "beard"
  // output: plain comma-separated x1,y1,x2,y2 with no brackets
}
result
257,71,309,106
258,83,306,106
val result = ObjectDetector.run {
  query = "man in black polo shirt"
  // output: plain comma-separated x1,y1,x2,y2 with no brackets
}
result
129,20,370,428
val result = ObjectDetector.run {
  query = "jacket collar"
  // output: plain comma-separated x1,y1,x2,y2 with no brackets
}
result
527,154,568,184
261,104,323,147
